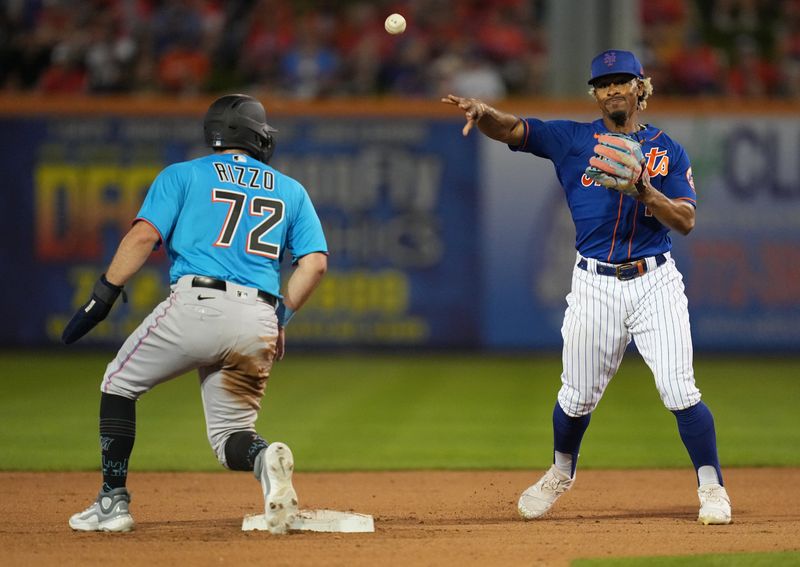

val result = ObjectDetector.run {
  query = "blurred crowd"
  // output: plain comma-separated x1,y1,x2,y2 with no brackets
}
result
1,0,798,99
643,0,800,97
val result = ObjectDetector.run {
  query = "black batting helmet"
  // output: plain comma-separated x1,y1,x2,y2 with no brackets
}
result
203,94,277,164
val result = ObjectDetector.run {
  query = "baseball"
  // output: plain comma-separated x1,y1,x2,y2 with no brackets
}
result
384,13,406,35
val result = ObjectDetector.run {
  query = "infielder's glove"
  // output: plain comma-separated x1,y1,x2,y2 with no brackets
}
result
584,133,646,197
61,274,126,345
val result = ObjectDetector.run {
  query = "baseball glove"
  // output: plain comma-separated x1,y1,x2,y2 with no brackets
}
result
584,133,645,197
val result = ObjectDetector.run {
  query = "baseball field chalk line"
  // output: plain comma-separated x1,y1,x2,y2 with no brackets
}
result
242,509,375,533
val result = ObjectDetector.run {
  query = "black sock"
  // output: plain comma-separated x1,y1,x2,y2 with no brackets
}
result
224,431,268,471
99,393,136,491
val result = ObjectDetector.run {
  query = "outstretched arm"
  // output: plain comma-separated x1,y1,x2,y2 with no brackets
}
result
441,94,525,144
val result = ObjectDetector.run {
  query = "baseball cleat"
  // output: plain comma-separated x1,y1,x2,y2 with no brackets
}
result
518,465,574,520
69,487,135,532
697,483,732,525
261,442,298,534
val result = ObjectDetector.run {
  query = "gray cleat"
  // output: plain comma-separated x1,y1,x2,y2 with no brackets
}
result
69,487,135,532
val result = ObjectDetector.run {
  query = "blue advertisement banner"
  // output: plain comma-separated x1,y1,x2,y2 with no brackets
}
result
0,115,479,348
3,109,797,351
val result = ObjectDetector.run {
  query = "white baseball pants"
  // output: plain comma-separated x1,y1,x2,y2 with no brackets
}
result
99,275,279,466
557,252,701,417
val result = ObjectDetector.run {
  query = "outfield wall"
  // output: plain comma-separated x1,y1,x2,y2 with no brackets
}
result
1,97,798,351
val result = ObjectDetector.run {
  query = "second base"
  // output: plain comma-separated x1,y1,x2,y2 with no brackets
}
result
242,509,374,533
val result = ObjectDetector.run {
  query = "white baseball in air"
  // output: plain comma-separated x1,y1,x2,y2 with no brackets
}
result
384,13,406,35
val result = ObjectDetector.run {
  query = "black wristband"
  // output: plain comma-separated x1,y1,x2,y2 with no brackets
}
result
95,274,126,305
62,274,124,345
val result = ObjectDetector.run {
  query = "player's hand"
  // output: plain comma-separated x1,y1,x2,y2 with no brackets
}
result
585,133,645,197
61,274,126,344
275,327,286,361
441,94,490,136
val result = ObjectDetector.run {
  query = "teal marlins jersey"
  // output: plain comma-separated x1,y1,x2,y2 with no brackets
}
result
135,153,328,296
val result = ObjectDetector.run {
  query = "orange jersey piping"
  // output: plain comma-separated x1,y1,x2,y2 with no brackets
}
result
627,201,639,260
607,193,624,262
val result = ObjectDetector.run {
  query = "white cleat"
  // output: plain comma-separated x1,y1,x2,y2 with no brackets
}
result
69,487,135,532
518,465,574,520
260,442,298,534
697,483,732,525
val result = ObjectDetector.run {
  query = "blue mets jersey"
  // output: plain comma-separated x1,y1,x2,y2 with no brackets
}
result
511,118,697,263
135,152,328,295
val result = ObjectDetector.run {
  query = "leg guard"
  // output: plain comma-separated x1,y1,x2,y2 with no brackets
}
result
223,430,268,471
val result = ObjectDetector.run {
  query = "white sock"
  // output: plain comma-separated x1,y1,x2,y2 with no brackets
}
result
697,465,719,486
554,451,573,477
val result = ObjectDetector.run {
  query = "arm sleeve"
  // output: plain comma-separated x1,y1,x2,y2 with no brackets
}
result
509,119,580,163
660,145,697,207
286,182,328,264
134,163,188,245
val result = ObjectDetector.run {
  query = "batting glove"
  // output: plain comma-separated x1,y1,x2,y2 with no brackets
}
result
61,274,127,345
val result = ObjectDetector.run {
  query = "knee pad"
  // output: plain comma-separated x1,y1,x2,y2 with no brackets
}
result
223,431,268,471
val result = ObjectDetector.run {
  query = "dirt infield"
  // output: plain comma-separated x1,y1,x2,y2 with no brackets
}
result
2,469,798,566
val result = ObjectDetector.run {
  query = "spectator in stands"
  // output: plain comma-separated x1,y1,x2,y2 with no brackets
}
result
336,3,386,95
37,43,87,94
279,13,340,99
6,0,796,99
3,1,68,91
236,0,294,91
641,0,689,81
380,34,432,97
83,12,139,93
725,34,783,97
156,37,211,94
777,0,800,95
2,0,545,98
433,42,507,100
673,30,727,94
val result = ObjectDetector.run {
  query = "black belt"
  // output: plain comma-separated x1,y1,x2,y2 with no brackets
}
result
191,276,277,306
577,254,666,281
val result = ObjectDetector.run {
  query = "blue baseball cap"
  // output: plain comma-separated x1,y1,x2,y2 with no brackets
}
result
588,49,644,85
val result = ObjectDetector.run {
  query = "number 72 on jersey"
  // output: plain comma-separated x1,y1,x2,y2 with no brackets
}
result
212,188,285,259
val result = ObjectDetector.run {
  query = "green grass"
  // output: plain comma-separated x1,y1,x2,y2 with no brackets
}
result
0,352,798,471
572,551,800,566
